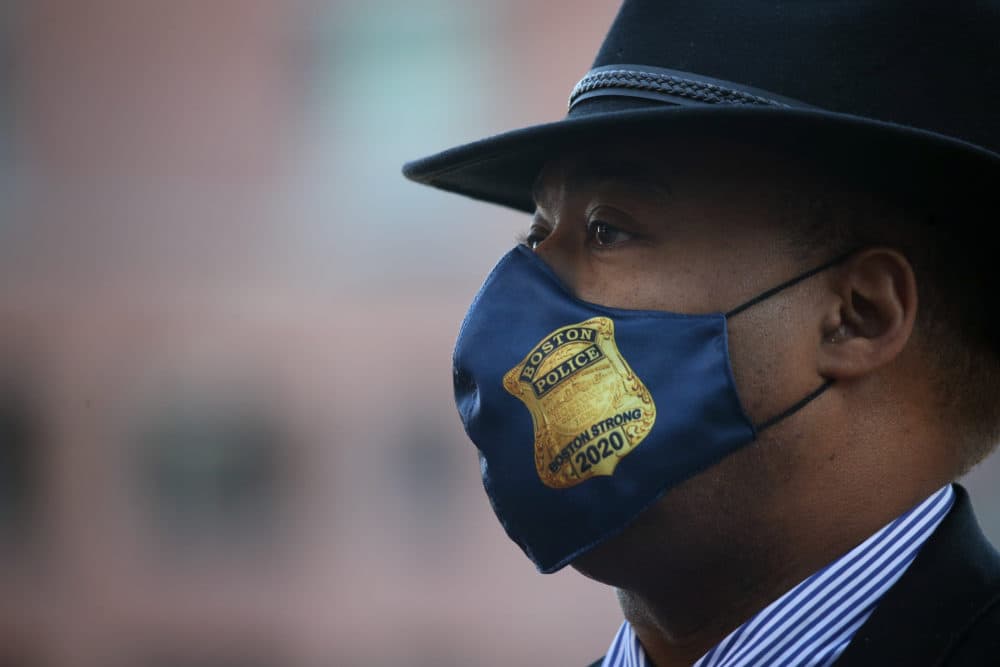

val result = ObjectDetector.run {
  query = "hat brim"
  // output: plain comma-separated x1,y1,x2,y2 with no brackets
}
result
403,105,1000,214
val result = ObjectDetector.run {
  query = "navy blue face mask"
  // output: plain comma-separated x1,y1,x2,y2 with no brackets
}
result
453,244,847,573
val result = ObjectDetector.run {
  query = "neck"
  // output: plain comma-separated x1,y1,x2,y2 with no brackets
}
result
615,549,812,667
601,472,951,667
618,480,945,667
572,406,954,667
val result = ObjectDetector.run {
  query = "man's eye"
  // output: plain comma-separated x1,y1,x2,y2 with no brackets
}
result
521,226,549,249
587,220,632,248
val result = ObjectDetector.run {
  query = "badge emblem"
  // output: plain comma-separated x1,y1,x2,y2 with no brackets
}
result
503,317,657,489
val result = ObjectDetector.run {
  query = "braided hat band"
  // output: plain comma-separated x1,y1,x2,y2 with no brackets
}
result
569,65,817,112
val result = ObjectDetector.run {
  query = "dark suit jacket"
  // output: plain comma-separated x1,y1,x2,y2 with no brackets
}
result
588,484,1000,666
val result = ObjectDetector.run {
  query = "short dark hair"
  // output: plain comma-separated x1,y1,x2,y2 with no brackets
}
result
780,172,1000,474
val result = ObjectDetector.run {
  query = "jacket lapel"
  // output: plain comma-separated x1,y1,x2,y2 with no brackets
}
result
834,484,1000,666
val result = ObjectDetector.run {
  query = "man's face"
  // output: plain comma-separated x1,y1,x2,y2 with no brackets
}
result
529,137,831,421
527,137,840,588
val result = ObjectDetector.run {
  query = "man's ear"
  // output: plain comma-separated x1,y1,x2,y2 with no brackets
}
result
817,248,918,380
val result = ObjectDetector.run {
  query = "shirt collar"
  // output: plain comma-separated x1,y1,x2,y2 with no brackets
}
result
601,485,955,667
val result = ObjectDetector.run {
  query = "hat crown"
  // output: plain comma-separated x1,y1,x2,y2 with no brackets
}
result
403,0,1000,213
578,0,1000,154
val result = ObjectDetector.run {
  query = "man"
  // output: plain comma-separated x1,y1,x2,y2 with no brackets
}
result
403,1,1000,665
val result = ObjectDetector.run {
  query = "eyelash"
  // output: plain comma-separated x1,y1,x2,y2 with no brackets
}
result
518,219,633,250
586,220,632,248
517,225,550,250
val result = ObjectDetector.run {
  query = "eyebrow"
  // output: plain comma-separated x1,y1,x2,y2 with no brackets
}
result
532,157,673,208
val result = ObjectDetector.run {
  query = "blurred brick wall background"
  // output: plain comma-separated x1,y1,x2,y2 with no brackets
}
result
0,1,997,665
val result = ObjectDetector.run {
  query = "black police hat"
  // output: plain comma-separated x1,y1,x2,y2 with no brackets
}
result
403,0,999,213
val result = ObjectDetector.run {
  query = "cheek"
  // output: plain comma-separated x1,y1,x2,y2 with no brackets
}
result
572,263,720,313
576,276,660,310
725,295,822,424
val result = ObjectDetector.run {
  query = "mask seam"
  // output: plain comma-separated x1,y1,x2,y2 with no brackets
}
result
720,318,759,439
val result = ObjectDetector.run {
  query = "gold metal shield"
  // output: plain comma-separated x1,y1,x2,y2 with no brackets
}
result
503,317,657,489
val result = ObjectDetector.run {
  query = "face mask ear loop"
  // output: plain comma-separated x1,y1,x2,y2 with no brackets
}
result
723,249,857,433
724,250,858,319
754,378,835,433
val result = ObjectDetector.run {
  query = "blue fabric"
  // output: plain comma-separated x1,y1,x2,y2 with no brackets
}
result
453,245,755,572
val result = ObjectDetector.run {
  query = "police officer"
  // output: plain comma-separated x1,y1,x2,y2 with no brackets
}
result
404,1,1000,664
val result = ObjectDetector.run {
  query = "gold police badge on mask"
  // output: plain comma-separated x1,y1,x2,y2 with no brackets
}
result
503,317,657,489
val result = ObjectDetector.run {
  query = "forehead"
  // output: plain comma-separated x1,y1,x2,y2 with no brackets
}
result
532,151,672,206
532,135,823,207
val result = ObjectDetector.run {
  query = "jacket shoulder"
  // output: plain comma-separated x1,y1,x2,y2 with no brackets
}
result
942,594,1000,666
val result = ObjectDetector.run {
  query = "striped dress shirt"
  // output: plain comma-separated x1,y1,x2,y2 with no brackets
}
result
600,485,955,667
